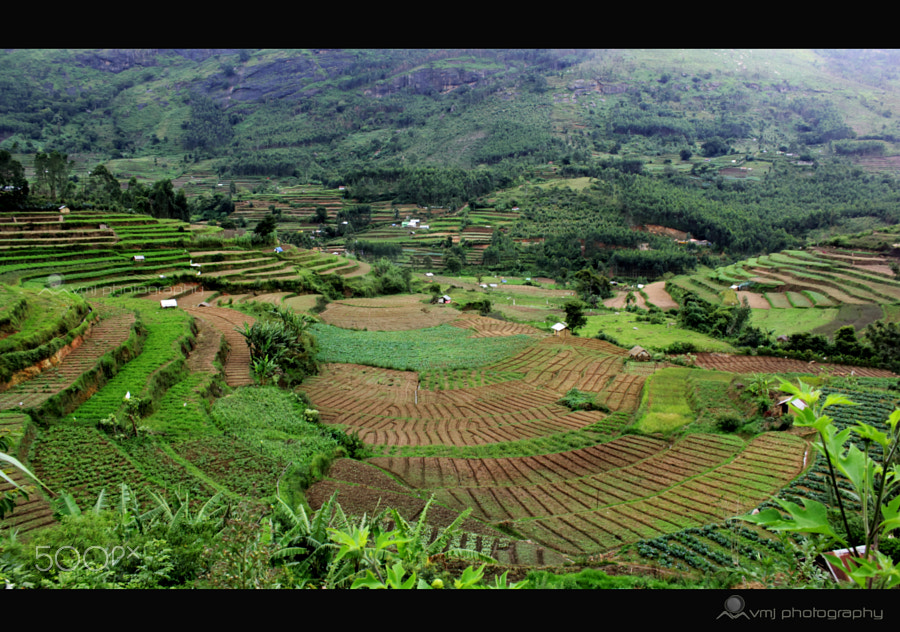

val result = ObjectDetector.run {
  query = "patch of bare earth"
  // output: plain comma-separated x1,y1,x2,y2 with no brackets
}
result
642,282,678,310
736,291,770,309
854,264,895,277
319,297,459,331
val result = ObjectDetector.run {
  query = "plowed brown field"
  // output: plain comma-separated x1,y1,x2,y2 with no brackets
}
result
692,352,896,377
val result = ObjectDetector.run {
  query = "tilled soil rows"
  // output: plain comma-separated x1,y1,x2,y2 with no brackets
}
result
182,306,256,387
693,352,896,377
0,310,135,412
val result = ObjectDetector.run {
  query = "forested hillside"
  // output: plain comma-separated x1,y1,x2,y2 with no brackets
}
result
4,48,900,272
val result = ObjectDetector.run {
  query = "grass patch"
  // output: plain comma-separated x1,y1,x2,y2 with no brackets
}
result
633,367,694,435
311,322,536,371
749,306,839,336
581,310,736,353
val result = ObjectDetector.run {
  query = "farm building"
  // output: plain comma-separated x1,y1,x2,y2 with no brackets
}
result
776,396,808,415
438,295,452,304
551,322,568,337
628,346,651,361
132,255,145,262
819,545,868,583
160,299,178,309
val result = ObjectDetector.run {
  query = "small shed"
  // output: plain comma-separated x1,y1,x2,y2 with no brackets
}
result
438,295,452,304
628,346,652,361
132,255,145,262
776,396,808,416
820,545,868,583
551,322,568,337
274,246,284,253
160,299,178,309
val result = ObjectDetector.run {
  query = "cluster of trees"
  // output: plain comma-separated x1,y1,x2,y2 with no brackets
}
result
346,240,402,261
368,258,413,295
181,93,235,153
0,150,28,210
673,291,765,346
335,166,501,209
33,150,72,200
335,204,372,233
763,324,900,370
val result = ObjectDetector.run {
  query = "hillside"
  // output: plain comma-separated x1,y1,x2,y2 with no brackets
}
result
3,50,900,596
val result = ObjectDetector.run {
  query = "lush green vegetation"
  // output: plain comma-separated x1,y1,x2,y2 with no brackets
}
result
312,322,535,371
6,48,900,594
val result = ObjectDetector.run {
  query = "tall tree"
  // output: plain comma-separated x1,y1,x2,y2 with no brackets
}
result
33,150,71,200
148,179,189,221
563,300,588,334
87,164,122,207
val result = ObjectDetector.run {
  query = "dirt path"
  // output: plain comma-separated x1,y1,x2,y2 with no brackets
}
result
185,315,224,374
183,306,256,387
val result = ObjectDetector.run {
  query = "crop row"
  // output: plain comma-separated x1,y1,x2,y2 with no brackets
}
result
68,303,195,425
31,424,158,508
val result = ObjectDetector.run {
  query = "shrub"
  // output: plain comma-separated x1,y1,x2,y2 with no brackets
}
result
666,341,697,354
715,412,743,433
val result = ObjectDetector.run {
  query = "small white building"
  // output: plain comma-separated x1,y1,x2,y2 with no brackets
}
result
160,299,178,309
551,322,568,336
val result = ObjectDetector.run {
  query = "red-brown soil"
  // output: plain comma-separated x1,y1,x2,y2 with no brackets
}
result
0,309,136,411
692,352,896,377
182,306,256,387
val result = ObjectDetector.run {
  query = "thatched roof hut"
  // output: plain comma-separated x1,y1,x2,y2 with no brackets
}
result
628,345,651,361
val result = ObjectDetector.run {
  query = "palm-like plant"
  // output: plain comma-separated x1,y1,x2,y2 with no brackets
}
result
1,435,52,520
270,491,349,584
388,495,496,573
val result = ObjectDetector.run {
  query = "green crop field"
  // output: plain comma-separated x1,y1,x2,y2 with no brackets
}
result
633,367,695,434
581,310,737,353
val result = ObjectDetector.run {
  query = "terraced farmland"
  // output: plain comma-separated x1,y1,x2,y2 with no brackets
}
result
5,203,898,575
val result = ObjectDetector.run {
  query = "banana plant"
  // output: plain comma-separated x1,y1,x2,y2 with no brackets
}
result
326,520,410,586
145,488,228,534
0,436,52,520
742,379,900,588
270,491,348,581
351,560,420,589
388,494,496,573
